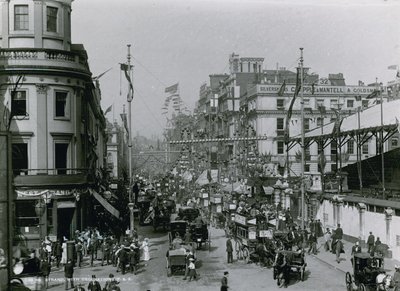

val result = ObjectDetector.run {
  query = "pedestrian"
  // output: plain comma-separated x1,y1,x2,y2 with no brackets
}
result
76,240,83,268
61,237,68,265
55,239,62,268
351,241,362,266
188,258,197,281
104,274,120,291
324,228,332,252
393,265,400,291
40,258,50,288
129,244,138,274
141,238,150,262
335,239,344,264
184,227,192,245
315,219,323,238
226,236,233,263
335,224,343,240
183,250,194,280
118,245,128,275
221,271,229,291
308,232,317,255
375,237,383,256
367,231,375,253
64,259,74,290
101,240,110,266
73,283,86,291
87,274,102,291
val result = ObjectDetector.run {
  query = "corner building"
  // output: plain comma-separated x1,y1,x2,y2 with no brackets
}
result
0,0,107,250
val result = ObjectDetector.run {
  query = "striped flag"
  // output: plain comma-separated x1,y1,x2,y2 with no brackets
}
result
277,80,286,96
120,63,134,101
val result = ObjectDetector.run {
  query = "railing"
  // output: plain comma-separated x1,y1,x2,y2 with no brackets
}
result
0,48,89,71
13,168,92,176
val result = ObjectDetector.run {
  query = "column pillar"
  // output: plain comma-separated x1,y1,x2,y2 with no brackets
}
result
357,202,366,242
385,207,394,247
36,84,48,172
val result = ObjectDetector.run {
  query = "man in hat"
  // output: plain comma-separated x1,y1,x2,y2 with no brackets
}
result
188,257,197,282
64,259,74,290
221,271,229,291
351,241,362,266
226,236,233,263
323,228,332,252
88,274,102,291
367,231,375,253
393,265,400,291
104,274,120,291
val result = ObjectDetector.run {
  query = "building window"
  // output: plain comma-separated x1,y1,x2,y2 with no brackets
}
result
47,6,58,32
362,143,369,155
362,100,369,109
12,143,28,176
277,99,284,109
277,118,284,130
391,137,398,148
11,91,27,116
347,141,354,154
347,99,354,108
317,117,323,127
16,201,39,228
55,91,69,118
55,143,69,174
277,141,284,154
304,118,310,131
316,99,324,108
305,145,311,161
304,164,310,172
14,5,29,31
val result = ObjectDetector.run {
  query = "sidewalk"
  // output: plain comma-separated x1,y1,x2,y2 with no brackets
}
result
309,238,400,275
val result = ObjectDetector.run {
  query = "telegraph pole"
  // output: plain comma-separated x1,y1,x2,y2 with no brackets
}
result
300,48,305,230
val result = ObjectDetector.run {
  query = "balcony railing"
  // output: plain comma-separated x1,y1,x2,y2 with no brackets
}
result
13,168,92,176
0,48,90,74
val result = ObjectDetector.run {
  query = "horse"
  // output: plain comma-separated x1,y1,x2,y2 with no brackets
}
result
376,273,392,291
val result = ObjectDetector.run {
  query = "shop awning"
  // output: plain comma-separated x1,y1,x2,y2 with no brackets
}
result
90,189,120,219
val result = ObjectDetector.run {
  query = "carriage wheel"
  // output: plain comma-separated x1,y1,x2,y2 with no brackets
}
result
345,272,352,291
359,283,366,291
243,247,250,263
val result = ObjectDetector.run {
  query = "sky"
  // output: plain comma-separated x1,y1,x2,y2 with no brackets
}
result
71,0,400,138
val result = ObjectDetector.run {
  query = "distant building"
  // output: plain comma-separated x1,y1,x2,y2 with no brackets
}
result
0,0,108,248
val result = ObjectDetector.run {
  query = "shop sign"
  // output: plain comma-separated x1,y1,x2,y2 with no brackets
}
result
229,203,236,210
203,199,209,207
249,231,257,240
259,229,273,238
110,183,118,190
211,197,221,203
247,218,257,225
216,205,222,213
234,214,246,225
202,193,209,198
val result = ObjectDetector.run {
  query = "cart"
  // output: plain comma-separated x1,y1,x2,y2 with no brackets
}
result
190,222,211,251
273,249,307,286
165,244,196,277
169,220,188,247
345,253,390,291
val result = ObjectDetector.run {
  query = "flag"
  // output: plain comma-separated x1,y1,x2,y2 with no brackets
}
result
120,63,134,100
104,105,112,115
366,90,379,99
277,80,286,96
331,108,343,136
165,83,178,94
388,65,398,70
207,169,212,182
120,113,128,134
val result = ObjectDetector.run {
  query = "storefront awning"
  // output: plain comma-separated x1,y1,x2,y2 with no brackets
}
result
91,189,120,219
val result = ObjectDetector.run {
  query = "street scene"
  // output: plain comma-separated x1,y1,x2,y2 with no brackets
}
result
1,0,400,290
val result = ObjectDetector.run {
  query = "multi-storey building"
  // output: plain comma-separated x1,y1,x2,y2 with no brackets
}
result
0,0,108,249
194,53,393,182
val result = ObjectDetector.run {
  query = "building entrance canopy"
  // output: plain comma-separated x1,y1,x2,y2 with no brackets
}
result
291,99,400,144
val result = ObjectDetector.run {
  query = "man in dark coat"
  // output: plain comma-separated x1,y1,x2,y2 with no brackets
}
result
64,259,74,290
367,232,375,253
55,240,62,268
118,246,129,275
226,237,233,263
40,258,51,288
87,274,102,291
221,271,229,291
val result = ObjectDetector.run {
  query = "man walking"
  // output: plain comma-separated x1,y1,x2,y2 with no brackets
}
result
221,271,229,291
64,259,74,290
367,231,375,253
335,239,343,264
324,228,332,252
226,237,233,263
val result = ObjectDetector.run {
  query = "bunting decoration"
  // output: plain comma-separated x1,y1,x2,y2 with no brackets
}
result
162,83,187,115
366,90,379,99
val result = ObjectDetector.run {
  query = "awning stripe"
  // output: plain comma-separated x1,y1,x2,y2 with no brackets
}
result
91,189,120,218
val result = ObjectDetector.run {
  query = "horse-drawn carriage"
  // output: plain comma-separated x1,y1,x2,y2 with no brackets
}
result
273,249,307,287
345,253,391,291
165,244,196,277
169,216,211,250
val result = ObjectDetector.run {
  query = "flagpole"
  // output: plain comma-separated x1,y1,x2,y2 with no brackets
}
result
379,79,385,198
300,48,305,230
127,44,135,236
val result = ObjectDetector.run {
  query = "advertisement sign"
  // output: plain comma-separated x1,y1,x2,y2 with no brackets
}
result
234,214,246,225
202,193,209,199
203,200,209,207
259,230,273,238
216,205,222,213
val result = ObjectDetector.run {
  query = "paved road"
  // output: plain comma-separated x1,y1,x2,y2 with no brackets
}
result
48,226,347,291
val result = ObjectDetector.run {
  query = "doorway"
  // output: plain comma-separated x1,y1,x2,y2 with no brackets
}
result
57,208,74,240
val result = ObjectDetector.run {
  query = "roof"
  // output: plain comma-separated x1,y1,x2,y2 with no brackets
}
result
293,99,400,141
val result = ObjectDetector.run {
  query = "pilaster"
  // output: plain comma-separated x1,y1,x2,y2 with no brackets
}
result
36,84,49,171
385,207,393,247
357,202,366,242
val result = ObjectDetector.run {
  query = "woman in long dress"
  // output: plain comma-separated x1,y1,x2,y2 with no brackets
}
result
141,238,150,261
61,237,67,265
